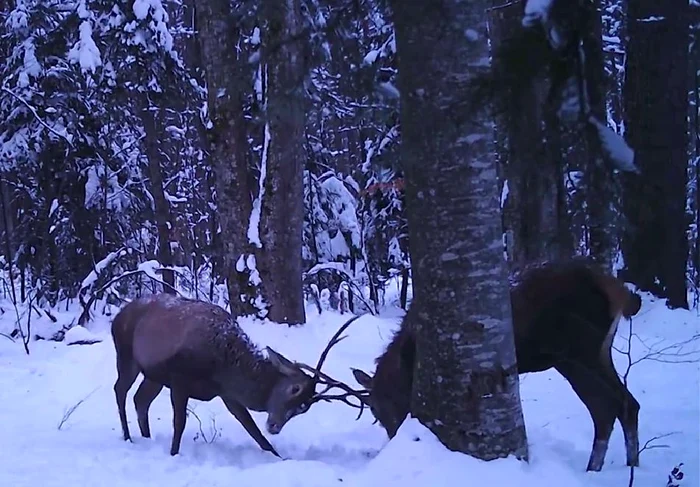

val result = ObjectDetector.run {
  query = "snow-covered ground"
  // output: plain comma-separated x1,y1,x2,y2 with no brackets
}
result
0,290,697,487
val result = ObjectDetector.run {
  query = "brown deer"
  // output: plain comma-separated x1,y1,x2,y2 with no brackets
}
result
111,293,366,458
350,259,643,472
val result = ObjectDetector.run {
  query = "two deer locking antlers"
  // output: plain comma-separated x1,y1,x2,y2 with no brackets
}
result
111,293,370,458
112,259,642,472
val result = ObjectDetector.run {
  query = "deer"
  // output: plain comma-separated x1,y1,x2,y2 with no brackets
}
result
111,293,368,458
349,258,643,472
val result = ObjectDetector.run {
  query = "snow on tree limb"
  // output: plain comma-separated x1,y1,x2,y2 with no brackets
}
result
79,248,130,292
588,116,640,174
248,122,270,248
522,0,553,27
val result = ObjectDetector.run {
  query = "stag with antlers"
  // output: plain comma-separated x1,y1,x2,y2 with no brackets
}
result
111,294,369,458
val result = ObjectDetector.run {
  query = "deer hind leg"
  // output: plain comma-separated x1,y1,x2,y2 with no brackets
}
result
619,388,640,467
556,361,618,472
169,384,189,456
220,396,281,458
114,353,141,442
600,352,640,467
134,378,163,438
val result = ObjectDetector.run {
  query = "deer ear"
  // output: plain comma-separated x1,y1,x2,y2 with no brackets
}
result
266,347,303,377
351,368,374,390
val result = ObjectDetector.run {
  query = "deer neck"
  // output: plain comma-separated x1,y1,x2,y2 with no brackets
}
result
217,359,282,412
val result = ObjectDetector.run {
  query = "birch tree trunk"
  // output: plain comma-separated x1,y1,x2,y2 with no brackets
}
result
258,0,307,324
195,1,258,316
390,0,529,460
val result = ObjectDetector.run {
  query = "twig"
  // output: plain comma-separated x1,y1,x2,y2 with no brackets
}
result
638,433,676,454
621,315,684,486
57,388,100,430
186,406,220,444
0,332,15,342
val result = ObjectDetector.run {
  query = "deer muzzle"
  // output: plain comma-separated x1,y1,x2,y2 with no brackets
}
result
265,418,283,435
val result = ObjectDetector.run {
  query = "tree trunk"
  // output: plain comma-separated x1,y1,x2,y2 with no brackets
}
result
582,0,616,271
488,1,569,271
620,0,689,309
141,100,176,292
195,1,258,316
258,0,307,324
390,0,528,460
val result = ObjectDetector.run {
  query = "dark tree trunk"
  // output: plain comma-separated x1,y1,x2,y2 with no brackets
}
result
488,1,570,271
195,1,258,316
258,0,307,324
141,100,175,292
691,13,700,307
621,0,689,309
582,0,616,271
390,0,528,460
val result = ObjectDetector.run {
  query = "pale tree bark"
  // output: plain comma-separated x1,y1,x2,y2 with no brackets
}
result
620,0,689,309
258,0,307,324
195,1,258,316
390,0,528,460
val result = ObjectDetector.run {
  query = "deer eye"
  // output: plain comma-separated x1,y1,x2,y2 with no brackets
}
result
289,384,302,396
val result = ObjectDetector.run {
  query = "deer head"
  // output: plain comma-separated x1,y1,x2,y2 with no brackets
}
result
264,347,317,434
351,368,407,438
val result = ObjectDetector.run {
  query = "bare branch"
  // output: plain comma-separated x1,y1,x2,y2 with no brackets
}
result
1,87,74,147
58,388,99,430
187,406,221,444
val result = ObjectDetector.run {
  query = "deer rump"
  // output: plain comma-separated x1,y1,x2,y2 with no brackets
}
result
352,259,642,472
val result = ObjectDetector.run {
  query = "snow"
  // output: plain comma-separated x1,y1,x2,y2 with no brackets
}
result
48,198,59,218
64,325,102,345
80,248,129,291
84,164,131,212
18,39,41,88
363,49,380,66
248,122,270,248
376,81,400,99
68,20,102,74
588,116,640,174
501,179,510,208
522,0,553,27
129,0,174,54
0,291,697,487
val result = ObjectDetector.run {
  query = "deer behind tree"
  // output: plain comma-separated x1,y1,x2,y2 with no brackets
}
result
352,259,642,472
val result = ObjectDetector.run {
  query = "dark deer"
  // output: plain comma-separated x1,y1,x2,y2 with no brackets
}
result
350,259,642,472
111,293,366,457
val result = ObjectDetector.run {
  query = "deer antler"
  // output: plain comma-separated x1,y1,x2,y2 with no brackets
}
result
313,314,363,375
295,314,372,419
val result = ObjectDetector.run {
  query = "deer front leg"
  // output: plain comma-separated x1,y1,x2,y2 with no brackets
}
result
220,396,281,458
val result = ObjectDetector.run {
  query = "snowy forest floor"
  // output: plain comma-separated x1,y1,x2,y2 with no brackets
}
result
0,288,697,487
